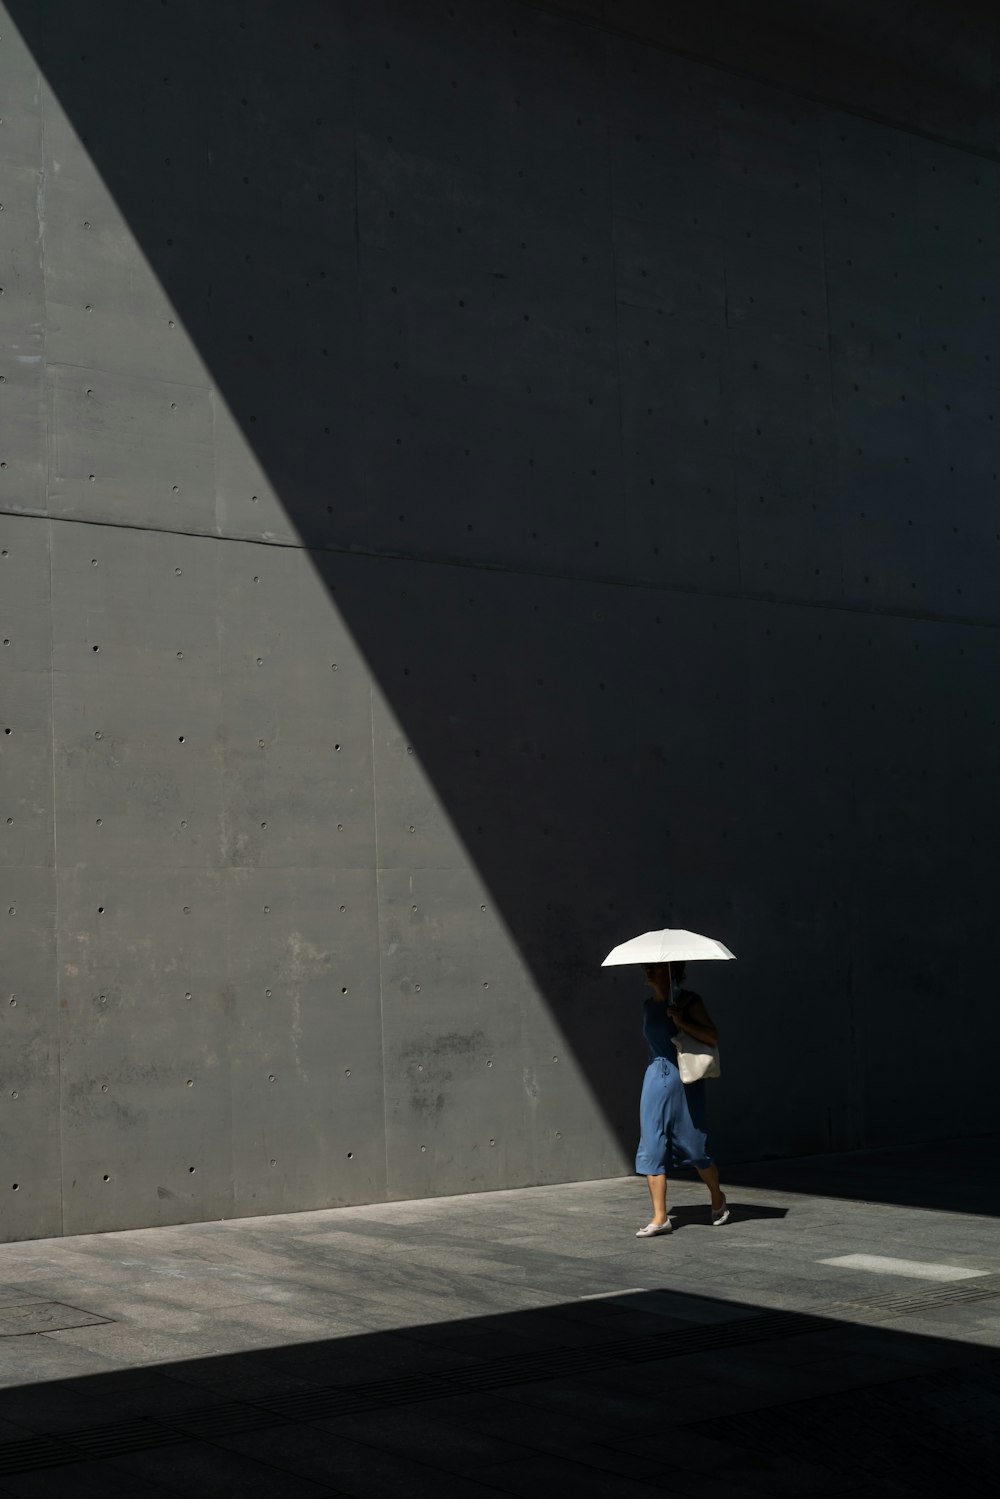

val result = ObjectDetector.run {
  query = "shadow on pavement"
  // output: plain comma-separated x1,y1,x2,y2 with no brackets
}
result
0,1284,997,1495
664,1202,789,1232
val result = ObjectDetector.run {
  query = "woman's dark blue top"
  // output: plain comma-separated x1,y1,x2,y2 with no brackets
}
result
642,994,682,1061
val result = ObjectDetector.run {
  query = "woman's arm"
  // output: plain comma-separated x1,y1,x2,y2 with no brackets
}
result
670,997,719,1048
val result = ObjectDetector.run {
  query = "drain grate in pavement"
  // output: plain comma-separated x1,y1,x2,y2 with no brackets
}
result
167,1402,283,1441
0,1273,998,1476
0,1437,72,1474
62,1419,188,1460
0,1302,113,1337
824,1270,1000,1321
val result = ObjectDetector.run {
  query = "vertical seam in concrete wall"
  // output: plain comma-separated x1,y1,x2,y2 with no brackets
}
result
46,533,61,1237
209,385,234,1209
845,910,862,1149
347,0,387,1197
816,125,846,603
348,1,363,343
36,37,65,1236
209,389,221,542
368,673,390,1202
601,28,630,571
817,108,857,1152
722,221,744,587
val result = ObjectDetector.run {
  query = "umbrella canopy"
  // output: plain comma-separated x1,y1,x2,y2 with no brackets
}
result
601,928,736,967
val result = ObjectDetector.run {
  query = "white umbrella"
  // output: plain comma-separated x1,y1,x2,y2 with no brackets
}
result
601,928,736,967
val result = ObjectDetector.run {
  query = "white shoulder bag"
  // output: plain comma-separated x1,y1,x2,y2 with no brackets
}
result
670,998,721,1082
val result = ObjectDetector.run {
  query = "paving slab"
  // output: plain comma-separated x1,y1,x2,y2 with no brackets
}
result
0,1136,996,1494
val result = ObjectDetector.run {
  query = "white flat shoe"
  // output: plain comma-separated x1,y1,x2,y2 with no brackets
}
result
635,1220,673,1237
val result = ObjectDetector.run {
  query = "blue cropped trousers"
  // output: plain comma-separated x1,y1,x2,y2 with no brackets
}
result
635,1056,713,1175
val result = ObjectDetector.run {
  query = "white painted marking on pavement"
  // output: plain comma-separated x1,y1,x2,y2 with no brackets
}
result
819,1254,987,1282
579,1288,647,1300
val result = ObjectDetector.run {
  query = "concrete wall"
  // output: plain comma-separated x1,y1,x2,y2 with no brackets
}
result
1,0,998,1240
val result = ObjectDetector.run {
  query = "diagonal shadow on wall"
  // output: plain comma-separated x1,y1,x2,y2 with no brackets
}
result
5,0,999,1214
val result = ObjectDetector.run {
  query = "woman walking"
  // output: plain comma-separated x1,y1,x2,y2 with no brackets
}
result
635,960,729,1236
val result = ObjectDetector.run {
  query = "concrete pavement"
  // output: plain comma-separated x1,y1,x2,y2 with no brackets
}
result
0,1137,997,1495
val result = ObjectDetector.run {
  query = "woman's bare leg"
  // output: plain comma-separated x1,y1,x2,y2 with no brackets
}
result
645,1173,668,1226
696,1163,725,1212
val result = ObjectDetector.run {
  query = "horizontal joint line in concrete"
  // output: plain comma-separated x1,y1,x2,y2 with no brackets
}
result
1,504,996,634
525,0,1000,166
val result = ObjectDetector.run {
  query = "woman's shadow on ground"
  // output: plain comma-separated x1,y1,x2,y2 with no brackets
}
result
667,1203,789,1231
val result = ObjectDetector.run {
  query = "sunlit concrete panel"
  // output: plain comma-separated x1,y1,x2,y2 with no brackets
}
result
0,156,46,516
377,862,539,1200
226,864,387,1216
0,514,53,868
0,865,60,1241
217,545,378,874
0,507,59,1240
56,865,233,1235
47,365,216,531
